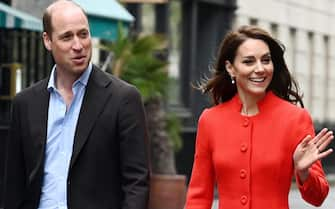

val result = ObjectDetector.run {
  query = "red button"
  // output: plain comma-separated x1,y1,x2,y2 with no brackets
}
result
240,169,246,179
240,144,248,152
242,118,249,127
240,195,248,205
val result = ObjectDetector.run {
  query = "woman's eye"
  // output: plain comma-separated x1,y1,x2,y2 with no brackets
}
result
242,60,254,65
262,58,271,64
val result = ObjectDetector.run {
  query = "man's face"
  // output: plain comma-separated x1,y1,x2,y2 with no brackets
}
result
43,5,92,77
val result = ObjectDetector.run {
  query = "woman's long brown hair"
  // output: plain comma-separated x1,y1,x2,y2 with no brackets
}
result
199,25,304,107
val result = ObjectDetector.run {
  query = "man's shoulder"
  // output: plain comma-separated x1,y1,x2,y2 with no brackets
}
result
14,78,48,101
92,66,138,93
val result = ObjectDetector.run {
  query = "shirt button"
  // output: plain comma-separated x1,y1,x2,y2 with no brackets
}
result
240,169,247,179
67,181,70,185
242,118,249,127
240,195,248,205
240,144,248,152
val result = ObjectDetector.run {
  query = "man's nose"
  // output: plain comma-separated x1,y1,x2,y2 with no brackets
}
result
72,36,83,51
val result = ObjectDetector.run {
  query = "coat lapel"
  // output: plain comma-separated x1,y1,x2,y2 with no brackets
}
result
29,79,50,183
70,67,112,168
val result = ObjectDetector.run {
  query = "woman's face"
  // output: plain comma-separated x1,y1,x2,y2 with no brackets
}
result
226,38,274,100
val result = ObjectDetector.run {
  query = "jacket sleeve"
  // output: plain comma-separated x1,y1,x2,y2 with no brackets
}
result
3,97,27,209
185,110,215,209
294,109,329,206
118,86,150,209
295,160,329,206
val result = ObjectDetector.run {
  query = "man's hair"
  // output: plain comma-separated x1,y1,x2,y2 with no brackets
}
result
42,0,88,39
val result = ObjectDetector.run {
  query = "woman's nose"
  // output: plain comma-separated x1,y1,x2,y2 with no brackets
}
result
254,61,265,73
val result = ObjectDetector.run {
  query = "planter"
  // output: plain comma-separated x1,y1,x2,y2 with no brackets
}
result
149,174,187,209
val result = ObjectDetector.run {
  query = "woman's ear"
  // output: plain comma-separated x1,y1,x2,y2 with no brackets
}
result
225,60,235,77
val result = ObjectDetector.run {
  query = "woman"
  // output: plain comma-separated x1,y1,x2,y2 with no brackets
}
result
185,25,333,209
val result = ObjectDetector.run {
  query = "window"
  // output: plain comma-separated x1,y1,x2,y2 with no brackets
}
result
270,23,278,38
289,27,297,72
249,18,258,25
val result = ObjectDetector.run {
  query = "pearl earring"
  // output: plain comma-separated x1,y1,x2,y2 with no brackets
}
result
231,77,235,84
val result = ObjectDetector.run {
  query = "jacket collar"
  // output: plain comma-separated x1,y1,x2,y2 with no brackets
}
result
70,65,112,169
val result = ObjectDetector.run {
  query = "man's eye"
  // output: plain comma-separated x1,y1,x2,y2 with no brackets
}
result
79,31,89,38
61,35,72,41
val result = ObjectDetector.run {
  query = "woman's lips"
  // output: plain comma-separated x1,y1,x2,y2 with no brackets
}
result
249,77,266,83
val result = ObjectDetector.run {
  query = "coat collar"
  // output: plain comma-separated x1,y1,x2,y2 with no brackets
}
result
230,91,277,116
70,65,112,168
29,79,50,184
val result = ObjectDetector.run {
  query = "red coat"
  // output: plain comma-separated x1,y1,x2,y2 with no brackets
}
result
185,92,329,209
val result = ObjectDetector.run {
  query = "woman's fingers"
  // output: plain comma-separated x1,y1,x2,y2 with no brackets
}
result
294,129,333,172
311,128,328,145
300,135,312,147
311,128,333,150
317,148,333,160
317,133,334,152
312,128,333,160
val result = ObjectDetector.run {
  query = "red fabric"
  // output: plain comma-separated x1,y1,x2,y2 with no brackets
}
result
185,92,329,209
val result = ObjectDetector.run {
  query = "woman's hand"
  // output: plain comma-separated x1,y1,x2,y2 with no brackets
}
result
293,128,334,182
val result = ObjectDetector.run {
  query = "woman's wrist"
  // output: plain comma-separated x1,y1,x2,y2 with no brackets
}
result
296,168,310,184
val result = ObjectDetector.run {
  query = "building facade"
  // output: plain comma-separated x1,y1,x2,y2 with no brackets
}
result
11,0,49,18
234,0,335,123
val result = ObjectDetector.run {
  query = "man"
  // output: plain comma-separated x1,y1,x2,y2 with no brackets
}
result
3,1,150,209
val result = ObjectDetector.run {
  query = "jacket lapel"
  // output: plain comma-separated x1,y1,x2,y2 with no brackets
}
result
70,67,112,169
29,79,50,183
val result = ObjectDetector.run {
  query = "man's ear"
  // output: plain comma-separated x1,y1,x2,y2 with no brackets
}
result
42,32,52,51
225,60,235,77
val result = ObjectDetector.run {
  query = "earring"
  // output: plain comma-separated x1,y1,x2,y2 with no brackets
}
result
231,77,235,84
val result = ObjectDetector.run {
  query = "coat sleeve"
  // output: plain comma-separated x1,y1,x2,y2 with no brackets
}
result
185,110,215,209
294,109,329,207
295,161,329,206
118,86,150,209
3,97,27,209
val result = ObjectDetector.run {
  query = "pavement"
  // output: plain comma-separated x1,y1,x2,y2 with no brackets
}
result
212,174,335,209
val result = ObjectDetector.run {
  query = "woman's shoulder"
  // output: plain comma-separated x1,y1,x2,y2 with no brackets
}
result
202,100,233,115
270,94,311,120
198,99,237,125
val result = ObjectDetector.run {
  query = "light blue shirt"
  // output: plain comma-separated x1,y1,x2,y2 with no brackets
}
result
38,63,92,209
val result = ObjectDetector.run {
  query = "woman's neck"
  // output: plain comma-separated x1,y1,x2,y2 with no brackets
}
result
239,92,266,116
241,103,258,116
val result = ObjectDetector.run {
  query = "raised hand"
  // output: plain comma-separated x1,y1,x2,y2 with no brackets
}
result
293,128,333,182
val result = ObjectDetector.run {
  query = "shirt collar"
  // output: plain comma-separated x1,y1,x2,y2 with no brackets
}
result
47,62,93,92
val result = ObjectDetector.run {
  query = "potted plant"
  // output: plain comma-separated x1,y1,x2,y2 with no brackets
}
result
100,24,187,209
